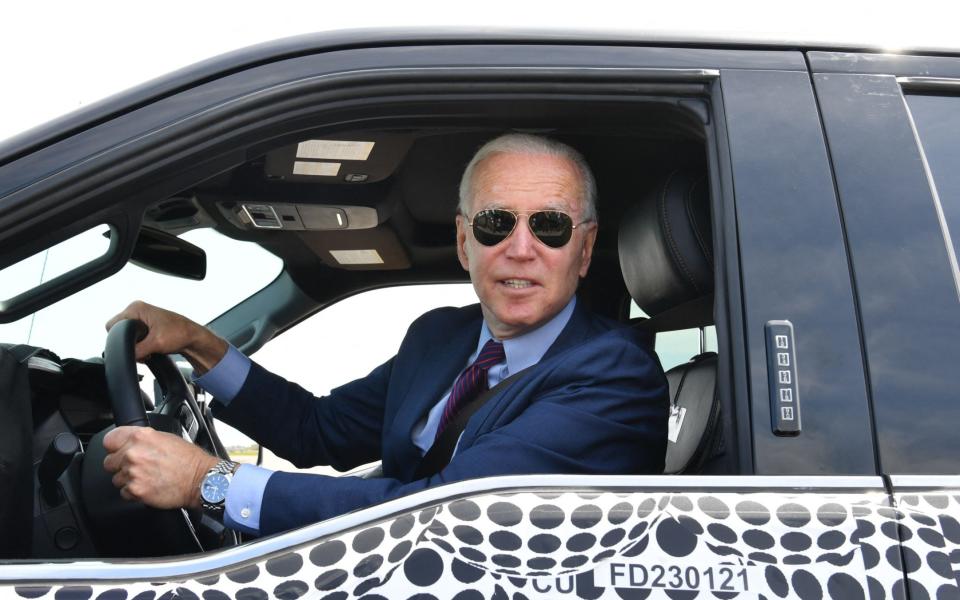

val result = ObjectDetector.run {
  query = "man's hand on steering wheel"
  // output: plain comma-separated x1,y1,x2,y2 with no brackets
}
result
106,300,228,375
101,300,227,511
86,303,239,554
102,426,218,509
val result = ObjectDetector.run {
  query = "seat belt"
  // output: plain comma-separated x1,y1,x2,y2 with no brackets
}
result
414,367,530,479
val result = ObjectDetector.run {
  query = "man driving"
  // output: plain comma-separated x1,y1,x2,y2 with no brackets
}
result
102,133,669,536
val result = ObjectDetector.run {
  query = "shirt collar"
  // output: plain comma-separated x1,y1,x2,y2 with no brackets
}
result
476,296,577,376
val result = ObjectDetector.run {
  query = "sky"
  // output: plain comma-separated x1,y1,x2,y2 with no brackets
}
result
1,1,958,142
0,0,950,451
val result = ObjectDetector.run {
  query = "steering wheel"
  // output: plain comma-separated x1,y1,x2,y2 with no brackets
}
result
79,319,234,556
104,319,204,435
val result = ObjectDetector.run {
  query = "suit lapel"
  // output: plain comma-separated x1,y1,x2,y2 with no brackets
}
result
406,325,480,424
542,297,598,361
388,312,480,480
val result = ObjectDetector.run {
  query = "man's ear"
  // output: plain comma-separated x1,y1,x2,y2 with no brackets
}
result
578,223,598,278
456,214,470,271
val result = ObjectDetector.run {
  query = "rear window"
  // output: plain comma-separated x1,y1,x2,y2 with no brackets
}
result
905,94,960,282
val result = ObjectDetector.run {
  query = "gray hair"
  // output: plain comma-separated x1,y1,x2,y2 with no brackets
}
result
458,133,597,223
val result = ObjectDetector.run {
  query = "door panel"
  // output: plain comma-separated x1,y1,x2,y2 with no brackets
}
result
720,69,874,475
813,64,960,474
2,476,904,599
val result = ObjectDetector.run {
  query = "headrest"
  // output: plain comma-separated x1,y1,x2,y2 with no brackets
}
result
618,170,713,331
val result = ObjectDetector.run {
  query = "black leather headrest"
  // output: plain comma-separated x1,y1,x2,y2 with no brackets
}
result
618,170,713,330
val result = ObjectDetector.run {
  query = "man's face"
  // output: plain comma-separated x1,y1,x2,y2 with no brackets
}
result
456,151,597,339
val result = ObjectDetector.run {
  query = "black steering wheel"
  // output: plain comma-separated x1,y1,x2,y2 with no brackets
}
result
104,319,205,436
79,319,233,556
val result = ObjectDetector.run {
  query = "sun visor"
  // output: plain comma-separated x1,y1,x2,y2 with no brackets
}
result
264,134,413,184
298,227,410,271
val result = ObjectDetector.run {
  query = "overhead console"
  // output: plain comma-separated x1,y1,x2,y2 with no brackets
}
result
205,132,419,271
215,200,409,269
215,132,414,232
216,201,378,231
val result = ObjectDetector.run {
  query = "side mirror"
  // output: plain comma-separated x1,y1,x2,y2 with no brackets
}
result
115,227,207,280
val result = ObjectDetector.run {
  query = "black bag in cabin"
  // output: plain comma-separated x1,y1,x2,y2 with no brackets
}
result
0,344,37,558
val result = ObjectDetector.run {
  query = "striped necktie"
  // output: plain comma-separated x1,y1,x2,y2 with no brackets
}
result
435,339,506,440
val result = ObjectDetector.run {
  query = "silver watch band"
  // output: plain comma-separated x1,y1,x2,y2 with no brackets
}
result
211,459,239,476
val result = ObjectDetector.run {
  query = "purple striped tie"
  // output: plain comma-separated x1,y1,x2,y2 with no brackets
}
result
435,339,505,440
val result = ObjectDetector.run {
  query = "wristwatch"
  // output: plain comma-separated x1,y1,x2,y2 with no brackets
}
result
199,459,240,513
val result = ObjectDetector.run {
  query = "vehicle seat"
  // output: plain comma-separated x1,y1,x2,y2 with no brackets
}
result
618,169,724,474
662,351,722,473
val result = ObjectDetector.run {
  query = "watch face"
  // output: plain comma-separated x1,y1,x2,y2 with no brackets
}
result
201,472,229,504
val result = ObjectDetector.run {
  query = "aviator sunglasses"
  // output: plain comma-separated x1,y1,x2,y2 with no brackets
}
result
465,208,593,248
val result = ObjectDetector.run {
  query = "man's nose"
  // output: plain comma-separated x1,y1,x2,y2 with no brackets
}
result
503,216,537,259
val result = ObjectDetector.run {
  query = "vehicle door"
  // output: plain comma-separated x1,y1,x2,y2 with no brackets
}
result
812,50,960,600
0,38,894,599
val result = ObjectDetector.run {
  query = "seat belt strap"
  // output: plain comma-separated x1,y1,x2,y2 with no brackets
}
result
414,367,530,479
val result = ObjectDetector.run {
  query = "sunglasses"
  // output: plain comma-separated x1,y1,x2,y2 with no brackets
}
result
464,208,593,248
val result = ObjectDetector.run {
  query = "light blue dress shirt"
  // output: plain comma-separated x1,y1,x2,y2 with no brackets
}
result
196,297,576,535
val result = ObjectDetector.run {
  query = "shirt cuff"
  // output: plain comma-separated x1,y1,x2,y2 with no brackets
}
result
194,344,251,405
224,463,273,536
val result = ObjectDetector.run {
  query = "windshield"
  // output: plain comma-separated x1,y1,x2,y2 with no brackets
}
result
0,228,282,359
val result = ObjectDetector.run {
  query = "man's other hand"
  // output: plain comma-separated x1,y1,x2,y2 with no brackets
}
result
105,300,227,374
102,426,219,509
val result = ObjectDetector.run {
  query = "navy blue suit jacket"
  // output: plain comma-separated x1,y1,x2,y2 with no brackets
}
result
213,300,668,535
